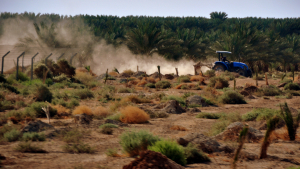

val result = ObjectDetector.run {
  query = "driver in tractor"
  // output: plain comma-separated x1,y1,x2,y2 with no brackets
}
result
221,55,233,70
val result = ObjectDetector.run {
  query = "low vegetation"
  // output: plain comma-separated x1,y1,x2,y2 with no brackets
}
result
120,106,150,124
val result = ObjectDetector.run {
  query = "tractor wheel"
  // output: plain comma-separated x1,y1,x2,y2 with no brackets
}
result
213,64,225,72
237,69,246,76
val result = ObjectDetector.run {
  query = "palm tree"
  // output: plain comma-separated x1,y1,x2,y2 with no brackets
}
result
210,12,228,21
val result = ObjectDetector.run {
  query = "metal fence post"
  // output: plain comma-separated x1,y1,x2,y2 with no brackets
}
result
57,53,65,60
16,52,25,81
1,51,10,75
45,53,52,66
70,53,77,65
31,53,39,80
22,54,25,72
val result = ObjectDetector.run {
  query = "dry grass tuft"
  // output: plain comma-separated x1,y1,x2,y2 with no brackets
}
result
155,78,160,83
175,84,184,89
147,77,156,83
120,106,150,124
122,69,134,75
72,105,93,116
52,105,71,116
170,125,188,131
93,106,111,119
270,127,291,141
74,72,95,83
137,80,147,87
129,79,140,85
190,76,205,82
109,71,119,77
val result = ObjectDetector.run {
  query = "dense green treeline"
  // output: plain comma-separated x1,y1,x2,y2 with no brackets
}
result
0,12,300,71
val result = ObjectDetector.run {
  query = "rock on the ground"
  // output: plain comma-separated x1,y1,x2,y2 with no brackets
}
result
243,85,258,94
73,114,92,124
22,120,54,133
154,100,186,114
177,133,220,153
186,95,208,107
215,122,264,143
123,150,184,169
164,74,174,80
277,82,288,88
105,119,128,127
149,72,162,79
187,108,201,113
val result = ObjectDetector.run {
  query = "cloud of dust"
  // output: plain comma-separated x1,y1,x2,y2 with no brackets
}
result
0,16,214,75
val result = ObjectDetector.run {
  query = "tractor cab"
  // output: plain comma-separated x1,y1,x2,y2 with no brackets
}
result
213,51,252,77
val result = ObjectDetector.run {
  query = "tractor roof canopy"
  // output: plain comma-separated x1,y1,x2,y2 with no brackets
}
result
216,51,231,54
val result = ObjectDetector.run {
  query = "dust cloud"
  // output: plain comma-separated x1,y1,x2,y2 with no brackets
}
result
0,16,212,75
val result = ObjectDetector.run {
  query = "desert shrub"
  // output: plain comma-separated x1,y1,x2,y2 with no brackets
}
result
106,113,122,121
145,83,155,88
148,140,186,166
93,106,110,119
196,112,225,119
0,74,7,83
178,76,191,83
162,95,186,107
209,112,241,136
106,148,120,157
220,71,236,80
120,130,160,156
30,102,57,117
35,84,53,102
170,125,188,131
204,70,215,78
118,87,132,93
53,74,70,82
280,103,300,141
4,129,21,142
182,92,195,99
62,129,83,143
280,78,293,83
242,108,279,121
101,127,113,134
184,143,210,164
72,88,94,99
45,78,53,86
52,105,70,116
120,106,149,124
181,84,188,89
0,83,20,94
286,93,293,99
67,98,80,109
155,80,171,89
21,132,46,141
99,123,118,129
121,95,151,104
260,85,281,96
74,72,95,86
9,71,29,82
72,105,92,116
122,69,134,75
15,142,47,153
51,83,65,89
284,83,300,90
63,142,95,154
219,90,246,104
33,62,52,79
208,76,229,89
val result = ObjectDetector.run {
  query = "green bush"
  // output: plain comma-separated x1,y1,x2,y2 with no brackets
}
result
242,108,279,121
284,83,300,91
178,76,191,83
196,112,225,119
0,83,20,94
209,112,241,136
45,78,53,86
0,74,7,83
260,85,281,96
67,98,80,109
33,62,52,79
5,109,36,121
99,123,118,129
162,95,185,107
145,83,155,88
280,78,293,83
30,102,57,118
8,71,30,82
120,130,160,156
204,70,215,77
184,143,210,164
62,129,83,143
219,90,246,104
35,85,53,102
72,88,94,99
118,88,132,93
21,132,46,141
63,142,95,154
53,74,70,82
155,81,171,89
4,129,21,142
208,76,229,89
51,83,65,89
15,141,47,153
148,140,186,166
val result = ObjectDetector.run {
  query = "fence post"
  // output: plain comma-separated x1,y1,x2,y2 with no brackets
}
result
22,54,25,72
57,53,65,60
16,52,25,81
45,53,52,66
31,53,39,80
1,51,10,75
175,68,178,76
70,53,77,65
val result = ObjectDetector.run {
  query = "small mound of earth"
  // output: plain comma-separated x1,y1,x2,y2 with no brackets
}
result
152,100,186,114
96,74,113,80
119,72,131,78
215,122,264,143
242,85,258,95
73,114,92,124
164,74,174,80
186,95,209,107
150,72,163,78
123,150,184,169
277,82,288,88
22,120,54,133
132,71,146,77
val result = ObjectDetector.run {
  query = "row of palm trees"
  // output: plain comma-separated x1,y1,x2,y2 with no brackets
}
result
0,12,299,71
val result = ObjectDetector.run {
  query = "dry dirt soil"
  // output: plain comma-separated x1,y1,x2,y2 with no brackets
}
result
1,77,300,169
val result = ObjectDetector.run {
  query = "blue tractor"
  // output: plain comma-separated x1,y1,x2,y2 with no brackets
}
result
212,51,252,77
